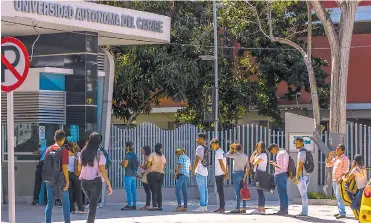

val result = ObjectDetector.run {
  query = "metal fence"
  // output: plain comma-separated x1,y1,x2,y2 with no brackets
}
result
108,122,285,188
318,123,371,185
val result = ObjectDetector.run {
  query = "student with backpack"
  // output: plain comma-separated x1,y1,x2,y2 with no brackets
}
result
192,133,210,212
78,132,113,223
294,137,315,218
267,144,290,216
120,141,139,210
42,130,70,223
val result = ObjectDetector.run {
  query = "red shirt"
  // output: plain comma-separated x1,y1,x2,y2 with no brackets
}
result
44,143,69,165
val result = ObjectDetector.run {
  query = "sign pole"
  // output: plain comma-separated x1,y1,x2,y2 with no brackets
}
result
7,91,15,223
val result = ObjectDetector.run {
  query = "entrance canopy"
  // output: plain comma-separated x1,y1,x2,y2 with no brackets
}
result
1,0,171,45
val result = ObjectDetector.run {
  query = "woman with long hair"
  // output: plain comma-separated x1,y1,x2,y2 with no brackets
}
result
66,141,85,214
146,143,166,211
78,132,112,223
342,154,367,213
227,143,250,213
140,146,152,210
249,141,267,214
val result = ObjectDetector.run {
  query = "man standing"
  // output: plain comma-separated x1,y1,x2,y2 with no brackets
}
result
294,137,312,217
267,144,289,216
32,144,47,205
326,144,350,219
210,138,228,213
174,148,191,212
43,130,70,223
192,133,209,212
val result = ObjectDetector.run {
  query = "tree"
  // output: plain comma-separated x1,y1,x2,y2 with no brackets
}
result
221,0,360,195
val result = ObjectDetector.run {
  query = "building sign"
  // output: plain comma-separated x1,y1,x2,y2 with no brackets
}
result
288,133,315,153
204,87,216,122
39,126,45,140
69,125,79,143
14,0,164,33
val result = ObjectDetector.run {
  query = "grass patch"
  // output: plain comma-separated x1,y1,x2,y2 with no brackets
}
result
307,192,336,200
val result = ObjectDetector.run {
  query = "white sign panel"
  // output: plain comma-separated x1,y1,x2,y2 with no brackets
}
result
288,133,315,153
39,126,45,140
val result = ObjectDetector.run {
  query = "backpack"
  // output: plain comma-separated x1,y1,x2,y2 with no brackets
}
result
99,146,112,169
42,145,62,184
287,155,297,180
201,145,212,167
301,149,315,173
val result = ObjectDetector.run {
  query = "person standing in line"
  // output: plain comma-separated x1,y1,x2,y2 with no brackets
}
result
294,137,313,217
249,141,267,214
326,144,350,219
32,144,48,205
146,143,166,211
78,132,113,223
174,148,192,212
342,154,367,214
120,141,139,210
66,142,85,214
97,134,111,209
226,143,250,213
43,130,70,223
139,146,152,210
267,144,289,216
192,133,209,212
211,138,228,213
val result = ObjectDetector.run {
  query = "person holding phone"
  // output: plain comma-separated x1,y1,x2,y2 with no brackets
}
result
249,141,267,214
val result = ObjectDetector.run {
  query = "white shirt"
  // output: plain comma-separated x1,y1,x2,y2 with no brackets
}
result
215,148,227,176
68,156,76,172
195,145,208,176
254,153,268,172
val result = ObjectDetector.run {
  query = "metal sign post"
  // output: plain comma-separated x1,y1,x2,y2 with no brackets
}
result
2,37,31,223
7,91,15,223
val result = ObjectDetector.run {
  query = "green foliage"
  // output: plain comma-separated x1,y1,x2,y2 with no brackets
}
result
102,1,330,128
308,192,336,200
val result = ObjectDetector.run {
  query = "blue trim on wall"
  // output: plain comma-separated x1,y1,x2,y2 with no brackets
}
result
40,73,65,91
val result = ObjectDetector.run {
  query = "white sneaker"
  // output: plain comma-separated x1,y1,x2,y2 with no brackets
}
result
204,207,208,212
85,204,89,209
98,203,103,208
193,206,205,212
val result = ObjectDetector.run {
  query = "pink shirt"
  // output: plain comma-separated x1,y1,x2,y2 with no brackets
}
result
326,154,350,182
79,151,106,181
275,149,289,176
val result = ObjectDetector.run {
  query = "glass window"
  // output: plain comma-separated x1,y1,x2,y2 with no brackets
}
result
14,123,39,153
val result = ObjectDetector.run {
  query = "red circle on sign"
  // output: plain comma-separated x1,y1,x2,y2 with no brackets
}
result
1,37,30,92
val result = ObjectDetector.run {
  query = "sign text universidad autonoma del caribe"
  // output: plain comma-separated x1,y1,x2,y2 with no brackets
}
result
14,0,164,33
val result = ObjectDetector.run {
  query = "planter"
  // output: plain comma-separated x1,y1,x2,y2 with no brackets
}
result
292,198,337,206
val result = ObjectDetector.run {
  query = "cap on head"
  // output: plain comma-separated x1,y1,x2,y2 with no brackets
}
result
125,141,134,151
295,137,304,143
198,133,207,140
267,143,279,152
210,138,220,145
176,148,185,154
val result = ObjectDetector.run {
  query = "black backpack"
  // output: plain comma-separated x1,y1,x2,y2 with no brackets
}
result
287,155,297,180
201,145,212,167
130,153,139,172
301,149,315,173
42,145,62,184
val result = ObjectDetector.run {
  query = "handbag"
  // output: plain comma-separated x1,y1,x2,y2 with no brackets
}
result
240,180,251,200
141,171,148,184
74,157,81,177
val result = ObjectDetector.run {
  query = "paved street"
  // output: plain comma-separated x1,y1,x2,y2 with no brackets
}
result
1,200,358,223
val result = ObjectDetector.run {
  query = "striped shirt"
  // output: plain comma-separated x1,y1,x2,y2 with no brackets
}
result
326,154,350,182
275,149,289,176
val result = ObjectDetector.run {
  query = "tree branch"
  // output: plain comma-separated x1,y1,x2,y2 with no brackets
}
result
244,0,271,40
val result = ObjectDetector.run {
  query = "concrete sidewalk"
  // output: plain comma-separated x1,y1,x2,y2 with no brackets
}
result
1,200,358,223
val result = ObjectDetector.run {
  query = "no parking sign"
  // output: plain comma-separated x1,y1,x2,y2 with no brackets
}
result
1,37,30,92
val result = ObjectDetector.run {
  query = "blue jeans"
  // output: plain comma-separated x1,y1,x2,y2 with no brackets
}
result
297,175,310,215
351,188,364,211
176,175,189,207
233,171,246,209
196,174,208,207
274,173,288,212
45,183,70,223
333,182,346,216
124,176,137,206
